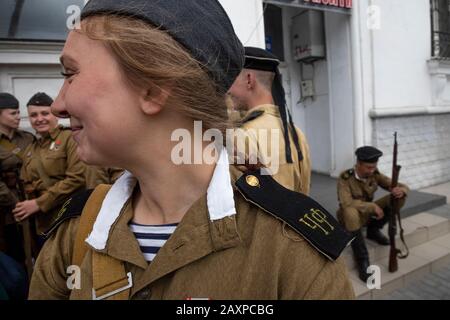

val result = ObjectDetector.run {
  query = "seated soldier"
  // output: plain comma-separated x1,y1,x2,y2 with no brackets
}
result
337,146,409,282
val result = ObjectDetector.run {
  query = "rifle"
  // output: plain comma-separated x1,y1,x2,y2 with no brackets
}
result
388,132,409,272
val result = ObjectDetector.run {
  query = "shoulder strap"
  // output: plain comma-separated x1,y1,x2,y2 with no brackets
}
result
340,169,354,180
41,189,94,239
72,184,111,268
236,170,354,261
240,110,265,124
72,184,131,300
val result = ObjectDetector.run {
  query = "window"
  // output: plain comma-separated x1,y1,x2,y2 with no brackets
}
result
431,0,450,58
264,4,286,61
0,0,85,42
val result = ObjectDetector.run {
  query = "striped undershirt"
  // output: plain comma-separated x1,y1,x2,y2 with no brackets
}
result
129,222,178,263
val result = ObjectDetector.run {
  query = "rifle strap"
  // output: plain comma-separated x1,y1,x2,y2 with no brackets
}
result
397,212,409,259
72,184,131,300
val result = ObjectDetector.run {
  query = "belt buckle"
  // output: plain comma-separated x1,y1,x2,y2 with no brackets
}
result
92,272,133,300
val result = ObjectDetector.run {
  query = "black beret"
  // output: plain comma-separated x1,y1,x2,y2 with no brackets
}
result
0,93,19,110
81,0,244,93
27,92,54,107
355,146,383,163
244,46,280,73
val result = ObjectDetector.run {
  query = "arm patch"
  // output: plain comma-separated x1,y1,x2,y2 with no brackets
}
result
236,170,354,261
340,169,354,180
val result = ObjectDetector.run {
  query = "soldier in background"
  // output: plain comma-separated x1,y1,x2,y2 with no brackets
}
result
337,146,409,282
0,93,34,263
227,47,311,195
13,93,86,247
84,165,123,189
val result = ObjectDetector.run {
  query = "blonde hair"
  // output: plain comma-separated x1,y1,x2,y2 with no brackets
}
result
80,15,229,134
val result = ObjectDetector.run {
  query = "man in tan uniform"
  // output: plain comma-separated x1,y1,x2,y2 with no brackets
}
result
13,93,86,240
228,47,311,195
84,165,123,189
0,93,34,262
337,146,409,282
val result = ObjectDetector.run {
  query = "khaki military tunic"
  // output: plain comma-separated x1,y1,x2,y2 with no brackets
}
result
337,169,409,231
84,166,123,189
0,130,35,209
20,125,86,235
0,130,34,250
236,104,311,195
29,166,354,300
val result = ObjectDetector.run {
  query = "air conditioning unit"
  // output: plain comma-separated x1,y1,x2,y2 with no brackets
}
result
291,10,326,63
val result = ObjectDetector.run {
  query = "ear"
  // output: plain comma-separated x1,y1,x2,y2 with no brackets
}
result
245,72,257,90
139,86,171,116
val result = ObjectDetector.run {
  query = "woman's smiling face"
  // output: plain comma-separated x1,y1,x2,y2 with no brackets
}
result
27,106,58,134
52,27,145,167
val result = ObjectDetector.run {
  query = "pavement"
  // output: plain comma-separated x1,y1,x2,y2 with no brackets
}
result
383,262,450,300
381,190,450,300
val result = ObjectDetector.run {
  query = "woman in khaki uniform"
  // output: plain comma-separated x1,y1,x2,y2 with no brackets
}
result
0,93,34,262
29,0,354,300
13,93,86,239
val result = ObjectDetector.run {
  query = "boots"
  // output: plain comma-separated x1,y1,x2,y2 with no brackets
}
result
351,230,370,283
367,226,390,245
367,211,390,246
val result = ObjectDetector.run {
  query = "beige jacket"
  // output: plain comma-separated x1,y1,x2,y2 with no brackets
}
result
0,130,34,207
337,168,410,216
30,163,353,300
237,104,311,195
20,125,86,234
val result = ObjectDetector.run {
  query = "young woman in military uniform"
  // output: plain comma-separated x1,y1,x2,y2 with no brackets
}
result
0,93,34,262
29,0,354,300
12,93,86,246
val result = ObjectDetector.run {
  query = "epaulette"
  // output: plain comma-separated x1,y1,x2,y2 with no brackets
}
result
21,130,34,137
41,189,94,239
241,110,265,124
340,169,354,180
236,170,353,261
17,129,35,141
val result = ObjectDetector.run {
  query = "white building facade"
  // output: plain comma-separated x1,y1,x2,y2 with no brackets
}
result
223,0,450,189
1,0,450,189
